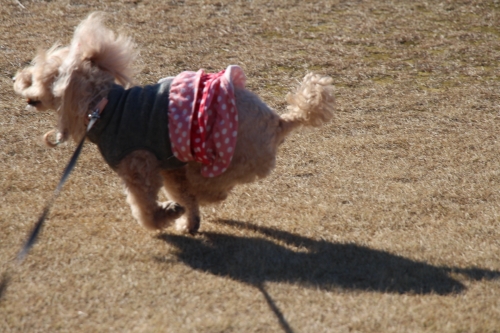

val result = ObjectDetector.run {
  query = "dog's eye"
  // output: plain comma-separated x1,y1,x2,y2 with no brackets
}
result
27,99,41,106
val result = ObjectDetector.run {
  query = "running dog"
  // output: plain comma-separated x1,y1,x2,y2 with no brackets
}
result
13,13,335,234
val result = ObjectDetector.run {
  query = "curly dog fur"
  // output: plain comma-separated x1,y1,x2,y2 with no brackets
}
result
14,13,335,234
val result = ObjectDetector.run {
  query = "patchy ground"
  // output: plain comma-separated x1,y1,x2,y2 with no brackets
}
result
1,0,500,332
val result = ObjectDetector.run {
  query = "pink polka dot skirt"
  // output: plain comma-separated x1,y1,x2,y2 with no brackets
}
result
168,65,246,178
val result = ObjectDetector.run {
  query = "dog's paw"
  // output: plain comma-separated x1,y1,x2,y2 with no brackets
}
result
154,201,185,229
175,215,201,235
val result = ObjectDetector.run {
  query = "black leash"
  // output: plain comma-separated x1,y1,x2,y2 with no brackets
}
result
16,108,102,262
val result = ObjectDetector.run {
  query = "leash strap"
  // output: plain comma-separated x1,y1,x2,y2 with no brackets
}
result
16,106,104,262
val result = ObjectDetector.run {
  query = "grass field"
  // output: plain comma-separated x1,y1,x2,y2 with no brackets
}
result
1,0,500,332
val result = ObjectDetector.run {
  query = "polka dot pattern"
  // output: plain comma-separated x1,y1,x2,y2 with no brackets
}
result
169,65,246,178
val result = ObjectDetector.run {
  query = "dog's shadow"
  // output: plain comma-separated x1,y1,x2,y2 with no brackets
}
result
156,219,500,295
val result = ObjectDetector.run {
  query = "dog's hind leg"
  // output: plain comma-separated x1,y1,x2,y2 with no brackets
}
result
117,151,185,230
160,168,201,234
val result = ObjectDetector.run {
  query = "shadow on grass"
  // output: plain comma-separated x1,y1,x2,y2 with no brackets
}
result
157,219,500,295
157,219,500,332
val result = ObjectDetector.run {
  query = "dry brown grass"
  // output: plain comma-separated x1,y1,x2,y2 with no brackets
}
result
1,0,500,332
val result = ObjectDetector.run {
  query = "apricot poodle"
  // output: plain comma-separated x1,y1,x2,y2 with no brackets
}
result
13,13,335,234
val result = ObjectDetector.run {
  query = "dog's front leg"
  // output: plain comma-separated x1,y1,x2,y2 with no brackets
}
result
117,151,185,230
160,168,201,234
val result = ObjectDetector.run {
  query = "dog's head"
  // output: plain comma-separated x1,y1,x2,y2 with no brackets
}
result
13,12,137,144
13,46,69,112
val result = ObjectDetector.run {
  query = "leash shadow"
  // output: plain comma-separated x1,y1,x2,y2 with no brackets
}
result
0,272,10,302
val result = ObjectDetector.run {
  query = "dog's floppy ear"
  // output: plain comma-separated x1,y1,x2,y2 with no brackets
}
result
52,12,138,142
52,59,93,143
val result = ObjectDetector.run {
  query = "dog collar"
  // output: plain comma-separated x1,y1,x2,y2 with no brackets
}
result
85,97,108,127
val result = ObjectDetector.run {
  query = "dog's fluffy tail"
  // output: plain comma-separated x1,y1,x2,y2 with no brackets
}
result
279,73,335,137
